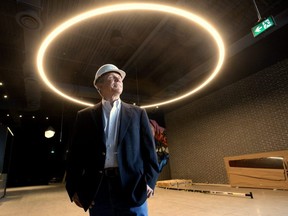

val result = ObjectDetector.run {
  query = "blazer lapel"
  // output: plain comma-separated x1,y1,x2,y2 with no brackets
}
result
91,102,102,126
118,102,133,145
90,102,105,143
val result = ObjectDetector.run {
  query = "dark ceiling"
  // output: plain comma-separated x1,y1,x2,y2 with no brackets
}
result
1,0,288,128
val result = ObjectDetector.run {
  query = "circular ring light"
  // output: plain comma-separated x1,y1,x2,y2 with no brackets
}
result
36,3,225,108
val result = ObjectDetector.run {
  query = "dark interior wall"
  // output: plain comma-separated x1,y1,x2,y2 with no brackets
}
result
6,112,75,187
0,124,7,174
165,58,288,184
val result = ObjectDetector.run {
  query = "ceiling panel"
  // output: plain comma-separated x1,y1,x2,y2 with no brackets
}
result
0,0,287,124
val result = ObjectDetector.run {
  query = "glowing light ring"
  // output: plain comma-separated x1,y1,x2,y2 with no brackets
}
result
36,3,225,108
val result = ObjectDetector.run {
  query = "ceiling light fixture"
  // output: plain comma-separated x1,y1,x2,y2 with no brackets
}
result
45,126,55,138
36,3,225,108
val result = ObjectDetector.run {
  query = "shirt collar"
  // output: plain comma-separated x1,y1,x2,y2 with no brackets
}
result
102,98,121,110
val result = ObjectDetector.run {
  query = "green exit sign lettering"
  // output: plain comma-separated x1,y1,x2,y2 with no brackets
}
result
251,16,276,37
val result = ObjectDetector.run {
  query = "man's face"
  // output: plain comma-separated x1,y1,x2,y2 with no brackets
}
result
97,72,123,99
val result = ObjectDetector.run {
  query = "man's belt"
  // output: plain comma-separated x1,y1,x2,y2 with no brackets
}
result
104,167,119,177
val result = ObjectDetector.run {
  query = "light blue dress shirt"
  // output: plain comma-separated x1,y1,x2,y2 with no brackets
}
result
102,99,121,168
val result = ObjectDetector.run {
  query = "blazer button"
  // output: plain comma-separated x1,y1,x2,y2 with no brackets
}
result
99,170,103,174
102,152,106,156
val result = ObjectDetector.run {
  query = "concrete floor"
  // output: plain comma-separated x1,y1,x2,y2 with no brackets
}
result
0,183,288,216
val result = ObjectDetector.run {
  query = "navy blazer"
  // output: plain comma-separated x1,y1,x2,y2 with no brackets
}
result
65,102,159,211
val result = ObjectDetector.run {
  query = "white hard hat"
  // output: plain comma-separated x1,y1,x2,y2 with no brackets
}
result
93,64,126,87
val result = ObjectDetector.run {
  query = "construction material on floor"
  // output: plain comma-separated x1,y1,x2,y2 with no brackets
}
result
157,179,253,199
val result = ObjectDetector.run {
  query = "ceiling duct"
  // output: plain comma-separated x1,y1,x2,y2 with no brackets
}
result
23,60,41,111
16,10,43,31
16,1,43,111
110,29,124,47
16,0,42,10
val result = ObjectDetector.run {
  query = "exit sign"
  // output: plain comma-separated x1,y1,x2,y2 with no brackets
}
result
251,16,276,37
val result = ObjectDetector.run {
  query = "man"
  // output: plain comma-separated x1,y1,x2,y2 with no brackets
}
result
65,64,159,216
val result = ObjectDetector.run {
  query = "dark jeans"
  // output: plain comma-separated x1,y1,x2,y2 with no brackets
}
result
89,173,148,216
